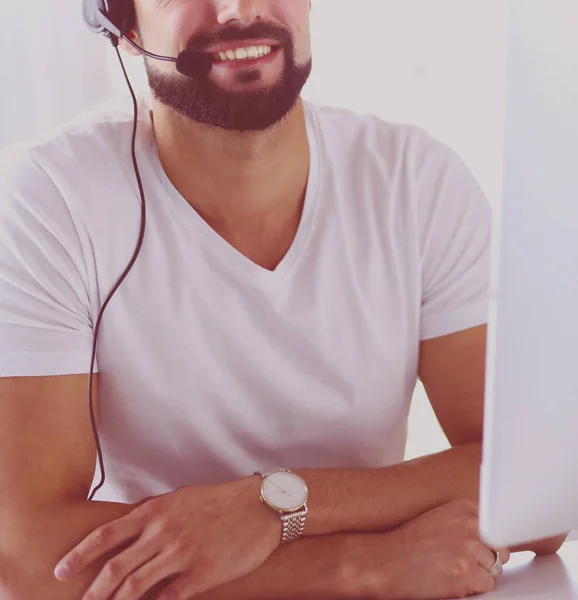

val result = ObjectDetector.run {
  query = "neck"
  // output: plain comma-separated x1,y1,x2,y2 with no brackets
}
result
150,98,310,230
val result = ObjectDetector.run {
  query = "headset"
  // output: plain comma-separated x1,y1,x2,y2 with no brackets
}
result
82,0,212,500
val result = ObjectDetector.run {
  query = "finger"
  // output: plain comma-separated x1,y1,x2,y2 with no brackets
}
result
111,550,184,600
55,515,143,581
473,542,509,579
474,544,500,575
497,546,511,564
81,539,158,600
472,567,496,595
487,547,510,571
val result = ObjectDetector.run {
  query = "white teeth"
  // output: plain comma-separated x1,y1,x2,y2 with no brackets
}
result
215,45,274,62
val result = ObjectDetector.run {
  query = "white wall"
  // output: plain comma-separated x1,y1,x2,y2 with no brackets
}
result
306,0,509,208
1,1,511,460
0,0,115,148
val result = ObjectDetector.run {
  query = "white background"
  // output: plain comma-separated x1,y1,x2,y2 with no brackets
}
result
0,1,511,460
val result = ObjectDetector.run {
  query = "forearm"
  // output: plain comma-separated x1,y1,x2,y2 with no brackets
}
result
189,448,482,600
0,500,165,600
293,443,565,556
196,533,353,600
296,442,483,536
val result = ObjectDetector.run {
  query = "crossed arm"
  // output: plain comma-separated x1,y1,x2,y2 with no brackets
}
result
1,326,565,600
197,443,486,600
194,324,565,599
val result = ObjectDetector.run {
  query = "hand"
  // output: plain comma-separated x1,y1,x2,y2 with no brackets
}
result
346,499,510,600
53,478,281,600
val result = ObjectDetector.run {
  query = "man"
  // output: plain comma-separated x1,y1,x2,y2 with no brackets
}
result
0,1,566,599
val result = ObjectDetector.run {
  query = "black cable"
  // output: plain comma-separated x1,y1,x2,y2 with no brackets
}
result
88,37,148,501
122,33,178,63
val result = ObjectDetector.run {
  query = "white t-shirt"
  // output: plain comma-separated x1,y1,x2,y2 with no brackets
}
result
0,95,491,503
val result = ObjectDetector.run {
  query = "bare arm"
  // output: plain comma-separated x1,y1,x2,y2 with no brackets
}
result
293,442,483,536
194,534,354,600
0,375,168,600
1,499,171,600
5,497,333,600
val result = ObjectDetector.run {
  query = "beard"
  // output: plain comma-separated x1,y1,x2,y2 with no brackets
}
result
143,23,313,132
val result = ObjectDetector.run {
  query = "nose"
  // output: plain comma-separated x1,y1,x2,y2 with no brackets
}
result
216,0,268,26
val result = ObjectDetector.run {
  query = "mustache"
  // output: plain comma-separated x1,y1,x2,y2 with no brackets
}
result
189,22,293,51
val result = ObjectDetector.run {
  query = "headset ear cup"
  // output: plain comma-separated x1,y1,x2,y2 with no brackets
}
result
82,0,122,38
83,0,106,33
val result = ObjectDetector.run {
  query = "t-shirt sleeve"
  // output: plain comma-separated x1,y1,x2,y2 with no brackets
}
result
0,148,97,376
416,135,492,341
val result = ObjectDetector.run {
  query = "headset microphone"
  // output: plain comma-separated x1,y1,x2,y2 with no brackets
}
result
82,0,214,78
175,50,214,80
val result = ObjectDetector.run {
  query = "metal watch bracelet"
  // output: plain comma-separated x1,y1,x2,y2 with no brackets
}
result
254,468,308,544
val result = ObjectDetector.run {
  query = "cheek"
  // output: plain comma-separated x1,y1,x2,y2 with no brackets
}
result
143,1,209,53
164,9,202,48
275,0,311,60
285,0,310,26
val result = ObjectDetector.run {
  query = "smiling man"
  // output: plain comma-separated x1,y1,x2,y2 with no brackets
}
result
0,1,566,600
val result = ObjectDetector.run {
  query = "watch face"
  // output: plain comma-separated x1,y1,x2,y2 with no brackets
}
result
262,471,308,511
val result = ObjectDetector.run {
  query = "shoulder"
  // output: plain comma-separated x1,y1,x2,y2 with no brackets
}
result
0,94,153,256
304,99,464,181
0,94,150,199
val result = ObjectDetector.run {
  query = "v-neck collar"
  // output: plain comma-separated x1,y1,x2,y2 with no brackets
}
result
144,101,321,290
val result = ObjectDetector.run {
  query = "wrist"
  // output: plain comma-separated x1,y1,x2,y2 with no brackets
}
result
240,475,283,542
252,469,309,545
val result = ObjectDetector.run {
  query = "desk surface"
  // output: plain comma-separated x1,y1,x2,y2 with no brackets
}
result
460,541,578,599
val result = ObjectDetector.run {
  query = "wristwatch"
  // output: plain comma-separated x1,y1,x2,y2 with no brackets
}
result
254,467,309,544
